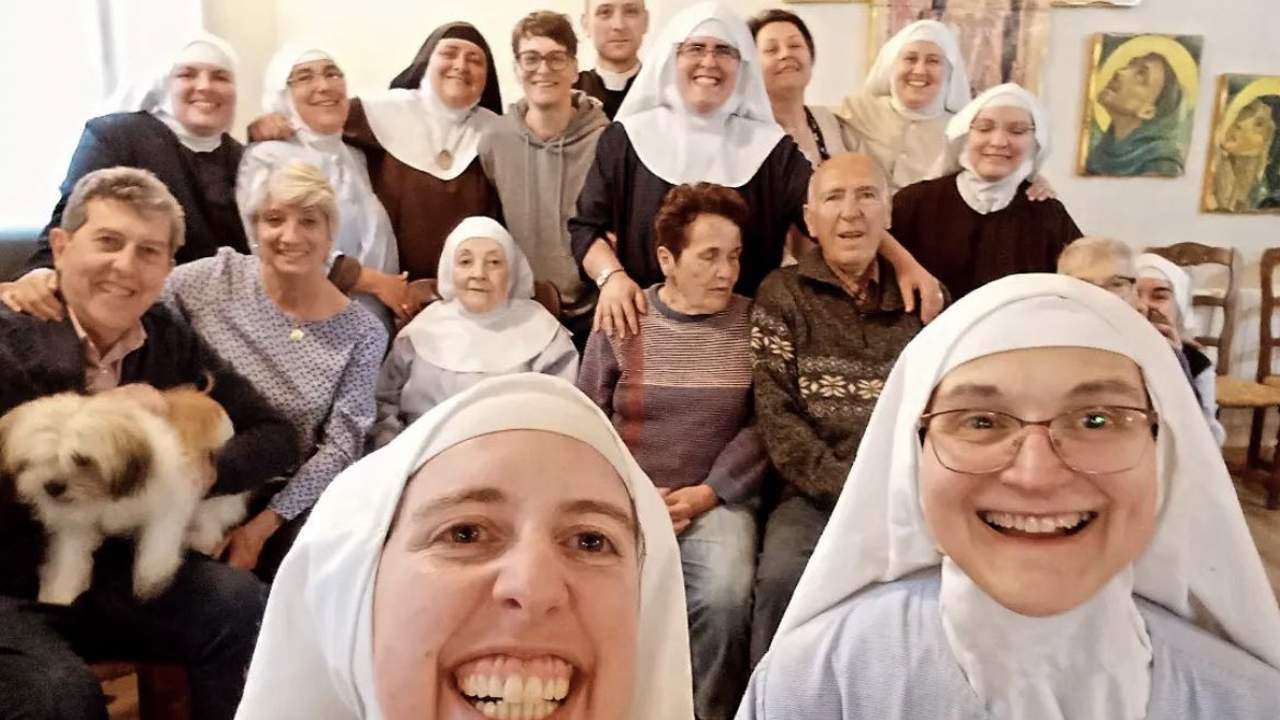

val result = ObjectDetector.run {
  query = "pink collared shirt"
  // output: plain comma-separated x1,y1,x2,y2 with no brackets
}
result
68,309,148,394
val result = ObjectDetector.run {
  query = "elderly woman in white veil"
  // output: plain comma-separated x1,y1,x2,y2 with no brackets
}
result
239,43,409,329
570,1,943,340
236,373,695,720
738,273,1280,719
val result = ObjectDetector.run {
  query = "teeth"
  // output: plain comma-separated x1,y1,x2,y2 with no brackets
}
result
980,511,1094,534
456,655,572,718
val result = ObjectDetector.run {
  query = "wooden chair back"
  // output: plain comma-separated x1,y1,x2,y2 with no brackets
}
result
1257,248,1280,382
405,279,563,319
1144,242,1239,375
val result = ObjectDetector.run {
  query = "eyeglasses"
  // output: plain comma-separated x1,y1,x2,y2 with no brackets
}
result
516,50,573,72
286,68,345,88
919,406,1158,475
969,120,1036,137
675,41,741,63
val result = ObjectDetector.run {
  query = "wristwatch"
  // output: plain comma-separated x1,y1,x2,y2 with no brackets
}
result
595,267,624,289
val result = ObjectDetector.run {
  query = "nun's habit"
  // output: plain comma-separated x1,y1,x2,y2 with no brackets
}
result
891,84,1082,300
1135,253,1226,446
372,217,578,447
342,23,503,280
569,1,811,298
238,44,400,325
738,274,1280,720
19,33,249,276
236,373,695,720
837,20,971,194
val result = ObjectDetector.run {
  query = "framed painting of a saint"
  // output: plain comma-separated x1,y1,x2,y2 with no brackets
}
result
1077,33,1204,178
1203,74,1280,214
868,0,1052,95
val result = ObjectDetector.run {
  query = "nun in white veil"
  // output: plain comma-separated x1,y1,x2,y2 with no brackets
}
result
238,43,406,328
3,32,248,316
371,217,578,447
571,1,942,340
236,373,695,720
739,273,1280,719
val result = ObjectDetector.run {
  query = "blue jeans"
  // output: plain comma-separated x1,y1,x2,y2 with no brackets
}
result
750,494,830,664
0,549,267,720
679,503,758,720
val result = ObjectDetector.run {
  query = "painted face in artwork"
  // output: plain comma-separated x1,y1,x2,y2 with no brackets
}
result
1098,54,1171,123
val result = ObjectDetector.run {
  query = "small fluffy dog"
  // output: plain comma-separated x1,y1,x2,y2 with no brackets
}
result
0,384,241,605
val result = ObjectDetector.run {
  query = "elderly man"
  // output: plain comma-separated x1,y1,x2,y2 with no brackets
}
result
1056,235,1140,306
576,0,649,119
749,153,926,662
1087,51,1186,177
0,167,298,720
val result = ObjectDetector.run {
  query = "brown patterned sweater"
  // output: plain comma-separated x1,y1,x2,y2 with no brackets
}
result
578,285,767,505
751,249,924,508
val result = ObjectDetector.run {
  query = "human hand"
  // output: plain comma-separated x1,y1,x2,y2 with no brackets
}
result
1147,308,1181,349
592,270,646,339
663,484,718,536
893,251,944,323
247,113,294,142
369,270,415,322
222,509,284,571
0,268,63,321
1026,174,1057,202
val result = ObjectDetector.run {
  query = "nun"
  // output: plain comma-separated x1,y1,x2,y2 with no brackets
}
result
236,373,696,720
250,23,503,281
4,33,249,318
890,84,1082,301
239,44,407,328
372,217,578,448
738,274,1280,719
571,1,941,339
1135,253,1226,447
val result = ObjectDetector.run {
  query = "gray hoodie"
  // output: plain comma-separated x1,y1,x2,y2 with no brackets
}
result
479,91,609,320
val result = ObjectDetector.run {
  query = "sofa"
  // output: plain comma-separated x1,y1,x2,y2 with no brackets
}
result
0,228,38,281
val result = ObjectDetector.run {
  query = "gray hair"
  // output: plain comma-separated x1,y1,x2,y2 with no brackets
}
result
1057,236,1135,277
61,167,186,256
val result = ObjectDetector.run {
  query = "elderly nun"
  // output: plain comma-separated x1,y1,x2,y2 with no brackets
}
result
236,373,696,720
890,83,1082,300
739,273,1280,719
570,1,942,340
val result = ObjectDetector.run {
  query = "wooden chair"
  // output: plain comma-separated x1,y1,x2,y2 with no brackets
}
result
1215,248,1280,508
404,279,563,320
94,661,191,719
1144,242,1239,374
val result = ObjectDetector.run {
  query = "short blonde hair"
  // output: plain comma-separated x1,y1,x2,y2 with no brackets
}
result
250,161,338,239
1058,236,1134,277
61,167,186,256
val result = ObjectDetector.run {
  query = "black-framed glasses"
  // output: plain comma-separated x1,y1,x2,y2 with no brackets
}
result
286,68,345,88
919,406,1158,475
675,41,741,63
516,50,573,72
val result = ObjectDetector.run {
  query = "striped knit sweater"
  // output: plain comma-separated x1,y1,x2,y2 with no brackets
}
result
577,285,767,505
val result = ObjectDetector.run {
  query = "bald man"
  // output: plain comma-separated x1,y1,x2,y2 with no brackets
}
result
750,153,928,661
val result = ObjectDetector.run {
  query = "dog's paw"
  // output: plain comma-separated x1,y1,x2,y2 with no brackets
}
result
185,525,225,556
132,557,181,602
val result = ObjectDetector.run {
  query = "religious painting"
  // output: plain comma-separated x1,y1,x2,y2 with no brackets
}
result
1051,0,1141,6
1077,33,1203,178
1202,74,1280,214
868,0,1052,95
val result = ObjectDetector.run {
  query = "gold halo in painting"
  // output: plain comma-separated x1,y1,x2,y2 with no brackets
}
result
1218,77,1280,144
1091,35,1200,133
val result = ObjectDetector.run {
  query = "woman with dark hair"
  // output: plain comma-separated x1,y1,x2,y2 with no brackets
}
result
748,9,858,166
252,23,503,280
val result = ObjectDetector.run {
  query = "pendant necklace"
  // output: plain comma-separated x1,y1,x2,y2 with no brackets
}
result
436,149,454,171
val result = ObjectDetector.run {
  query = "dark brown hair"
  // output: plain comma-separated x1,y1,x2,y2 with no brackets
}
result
748,9,816,60
654,183,749,260
511,10,578,58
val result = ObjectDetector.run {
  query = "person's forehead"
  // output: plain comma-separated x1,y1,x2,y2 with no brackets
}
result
290,58,338,73
937,347,1144,395
759,21,802,40
1138,275,1173,291
814,159,881,192
900,39,943,56
518,35,569,53
975,104,1032,122
173,61,229,74
684,34,735,48
589,0,644,12
437,38,484,55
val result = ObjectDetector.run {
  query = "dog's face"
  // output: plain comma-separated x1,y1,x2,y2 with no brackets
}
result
0,393,154,509
161,387,234,477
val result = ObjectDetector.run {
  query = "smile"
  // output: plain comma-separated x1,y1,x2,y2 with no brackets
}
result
905,78,932,88
455,655,574,719
980,510,1097,537
692,74,722,87
96,281,137,298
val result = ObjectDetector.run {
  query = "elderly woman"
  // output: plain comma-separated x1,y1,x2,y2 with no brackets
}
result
236,374,696,720
740,274,1280,718
891,83,1082,300
579,183,766,720
748,9,858,166
240,44,408,328
373,217,578,448
252,23,503,281
2,33,249,318
163,161,386,579
571,1,941,340
1135,253,1226,446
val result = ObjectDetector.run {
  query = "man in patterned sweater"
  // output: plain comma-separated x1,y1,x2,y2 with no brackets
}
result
578,182,767,720
749,153,927,662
